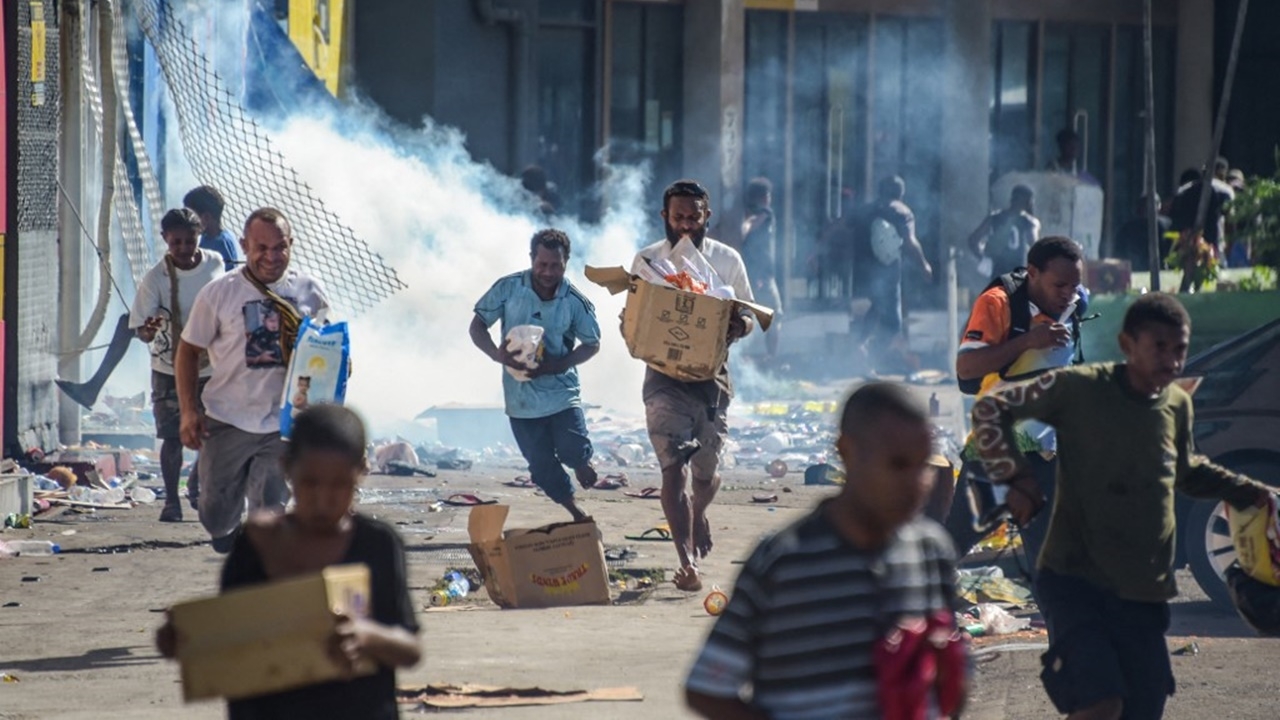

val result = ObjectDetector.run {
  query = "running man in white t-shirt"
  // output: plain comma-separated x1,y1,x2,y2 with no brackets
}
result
130,208,225,522
176,208,330,552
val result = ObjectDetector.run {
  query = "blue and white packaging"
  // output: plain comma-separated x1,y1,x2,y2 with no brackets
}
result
280,317,351,439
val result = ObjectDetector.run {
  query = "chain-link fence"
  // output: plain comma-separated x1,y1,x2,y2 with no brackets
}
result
14,0,62,451
125,0,406,315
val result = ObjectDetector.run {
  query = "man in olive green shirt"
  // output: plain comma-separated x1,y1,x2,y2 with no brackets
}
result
972,292,1270,720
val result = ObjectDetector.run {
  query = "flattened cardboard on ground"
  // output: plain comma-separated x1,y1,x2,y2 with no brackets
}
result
169,563,375,702
399,683,643,708
585,265,773,382
467,505,611,609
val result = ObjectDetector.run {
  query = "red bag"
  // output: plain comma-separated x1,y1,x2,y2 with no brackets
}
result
874,610,968,720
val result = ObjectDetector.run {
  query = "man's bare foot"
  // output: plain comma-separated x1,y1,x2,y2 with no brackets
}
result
574,463,599,490
693,513,713,559
562,500,590,523
673,565,703,592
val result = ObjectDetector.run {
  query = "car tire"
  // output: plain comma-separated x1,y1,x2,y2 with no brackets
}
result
1184,458,1280,610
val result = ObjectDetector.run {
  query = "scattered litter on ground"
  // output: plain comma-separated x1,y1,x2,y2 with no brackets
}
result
1172,642,1200,656
957,566,1034,605
398,683,643,709
971,641,1049,658
624,525,670,542
704,587,729,616
962,603,1030,636
804,463,844,486
624,487,661,499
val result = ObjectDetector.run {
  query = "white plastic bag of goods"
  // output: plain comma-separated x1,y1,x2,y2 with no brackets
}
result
503,325,545,382
279,317,351,440
870,217,903,265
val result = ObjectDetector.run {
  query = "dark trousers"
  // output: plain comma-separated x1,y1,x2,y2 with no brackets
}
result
509,407,593,505
945,453,1057,604
1037,568,1174,719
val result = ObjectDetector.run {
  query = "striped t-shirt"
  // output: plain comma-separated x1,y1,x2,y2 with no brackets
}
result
685,506,958,720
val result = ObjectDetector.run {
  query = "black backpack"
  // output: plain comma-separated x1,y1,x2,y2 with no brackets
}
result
957,268,1091,395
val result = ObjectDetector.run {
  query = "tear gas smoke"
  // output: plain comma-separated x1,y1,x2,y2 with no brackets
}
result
267,114,652,438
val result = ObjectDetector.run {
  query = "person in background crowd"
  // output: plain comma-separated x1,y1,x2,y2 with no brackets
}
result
739,177,782,361
1046,129,1100,186
859,176,933,374
131,208,225,521
966,184,1041,279
184,185,240,271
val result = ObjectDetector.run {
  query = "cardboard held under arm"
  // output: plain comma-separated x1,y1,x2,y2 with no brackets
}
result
584,265,775,383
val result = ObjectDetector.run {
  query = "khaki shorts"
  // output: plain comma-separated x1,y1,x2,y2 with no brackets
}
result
151,372,208,440
644,385,730,479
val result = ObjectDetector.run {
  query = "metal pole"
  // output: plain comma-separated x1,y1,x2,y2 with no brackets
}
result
58,0,84,443
1191,0,1249,255
1142,0,1160,291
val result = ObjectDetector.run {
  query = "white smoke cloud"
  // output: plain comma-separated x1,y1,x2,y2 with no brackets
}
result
266,113,652,437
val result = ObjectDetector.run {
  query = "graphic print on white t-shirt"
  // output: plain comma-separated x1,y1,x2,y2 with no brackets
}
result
242,298,295,369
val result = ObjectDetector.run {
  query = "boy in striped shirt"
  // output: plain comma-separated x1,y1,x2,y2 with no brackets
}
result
685,383,964,719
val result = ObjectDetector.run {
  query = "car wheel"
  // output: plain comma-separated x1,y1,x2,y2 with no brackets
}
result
1184,459,1280,610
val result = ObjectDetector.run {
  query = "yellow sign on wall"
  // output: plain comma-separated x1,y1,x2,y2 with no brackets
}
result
288,0,346,97
30,2,46,106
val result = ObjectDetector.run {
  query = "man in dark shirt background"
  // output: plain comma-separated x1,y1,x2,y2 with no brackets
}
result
1170,160,1235,255
859,176,933,374
966,184,1041,279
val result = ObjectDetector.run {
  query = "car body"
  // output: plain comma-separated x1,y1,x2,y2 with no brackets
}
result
1179,318,1280,608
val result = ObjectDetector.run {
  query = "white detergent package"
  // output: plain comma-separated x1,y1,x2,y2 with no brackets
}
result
279,317,351,439
504,324,545,382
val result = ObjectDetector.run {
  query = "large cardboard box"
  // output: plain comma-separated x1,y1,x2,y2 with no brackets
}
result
170,563,375,701
585,266,773,382
467,505,611,609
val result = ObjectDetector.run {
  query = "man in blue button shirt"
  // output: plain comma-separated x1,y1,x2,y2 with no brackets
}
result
184,185,240,271
470,229,603,521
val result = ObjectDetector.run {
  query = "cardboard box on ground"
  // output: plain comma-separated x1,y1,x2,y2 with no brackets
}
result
467,505,611,609
169,564,374,702
585,266,773,383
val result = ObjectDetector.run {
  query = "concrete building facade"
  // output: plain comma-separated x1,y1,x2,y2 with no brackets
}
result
313,0,1259,313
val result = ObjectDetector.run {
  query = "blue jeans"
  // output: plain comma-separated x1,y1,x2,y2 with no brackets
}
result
509,407,593,505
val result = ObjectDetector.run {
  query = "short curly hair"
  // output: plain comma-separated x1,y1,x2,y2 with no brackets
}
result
530,228,571,258
160,208,202,235
1123,292,1190,338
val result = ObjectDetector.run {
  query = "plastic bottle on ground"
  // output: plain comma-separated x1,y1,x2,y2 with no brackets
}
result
89,487,126,505
2,540,61,556
445,571,469,599
130,487,157,504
